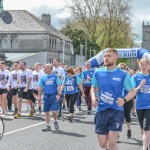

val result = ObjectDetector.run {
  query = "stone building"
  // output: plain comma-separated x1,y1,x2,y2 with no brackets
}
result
141,22,150,51
0,2,74,66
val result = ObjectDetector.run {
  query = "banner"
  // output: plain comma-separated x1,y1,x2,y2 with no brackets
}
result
89,48,150,68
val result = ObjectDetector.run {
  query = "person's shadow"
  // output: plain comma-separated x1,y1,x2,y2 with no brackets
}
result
118,137,142,147
52,130,86,138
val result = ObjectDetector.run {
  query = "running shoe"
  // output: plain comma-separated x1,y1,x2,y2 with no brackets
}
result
131,112,136,117
42,125,51,132
38,110,41,114
68,116,73,123
127,130,131,138
13,110,18,115
14,114,21,119
54,122,59,130
87,110,91,115
28,111,34,117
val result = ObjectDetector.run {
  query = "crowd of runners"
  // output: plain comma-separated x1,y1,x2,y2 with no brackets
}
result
0,48,149,150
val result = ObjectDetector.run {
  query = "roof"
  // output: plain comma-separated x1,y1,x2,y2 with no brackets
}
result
5,53,37,61
0,10,71,42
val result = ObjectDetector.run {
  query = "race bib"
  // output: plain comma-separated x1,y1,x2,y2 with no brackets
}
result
84,79,90,84
45,80,53,85
67,86,74,92
140,85,150,94
100,92,114,105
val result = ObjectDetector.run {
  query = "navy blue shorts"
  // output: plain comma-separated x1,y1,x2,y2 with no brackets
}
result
94,108,124,135
43,94,58,112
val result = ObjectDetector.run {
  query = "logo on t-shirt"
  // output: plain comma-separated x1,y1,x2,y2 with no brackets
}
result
21,76,26,84
113,77,121,81
33,75,38,82
13,74,17,81
0,75,5,81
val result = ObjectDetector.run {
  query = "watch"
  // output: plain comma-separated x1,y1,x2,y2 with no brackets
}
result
57,93,61,96
123,98,127,103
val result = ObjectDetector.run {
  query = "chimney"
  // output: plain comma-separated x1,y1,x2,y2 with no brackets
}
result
41,13,51,25
0,0,3,13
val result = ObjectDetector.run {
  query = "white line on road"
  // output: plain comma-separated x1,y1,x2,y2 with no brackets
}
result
4,121,45,136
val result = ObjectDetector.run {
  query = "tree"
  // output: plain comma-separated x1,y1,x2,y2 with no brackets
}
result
100,0,134,48
61,23,100,59
66,0,104,43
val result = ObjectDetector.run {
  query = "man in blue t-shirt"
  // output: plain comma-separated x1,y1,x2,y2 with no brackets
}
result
81,61,95,114
91,48,136,150
38,64,61,131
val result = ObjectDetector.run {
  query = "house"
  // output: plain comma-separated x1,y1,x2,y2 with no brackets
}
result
0,1,74,67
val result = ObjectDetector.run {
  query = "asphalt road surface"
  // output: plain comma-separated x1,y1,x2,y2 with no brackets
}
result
0,102,143,150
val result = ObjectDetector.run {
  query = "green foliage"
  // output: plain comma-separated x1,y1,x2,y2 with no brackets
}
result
61,24,100,59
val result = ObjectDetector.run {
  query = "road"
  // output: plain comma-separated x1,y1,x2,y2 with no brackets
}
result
0,102,142,150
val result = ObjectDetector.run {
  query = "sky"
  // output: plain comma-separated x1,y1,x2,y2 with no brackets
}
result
3,0,150,43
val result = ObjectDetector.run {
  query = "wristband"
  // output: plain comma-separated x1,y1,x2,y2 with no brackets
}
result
57,93,61,96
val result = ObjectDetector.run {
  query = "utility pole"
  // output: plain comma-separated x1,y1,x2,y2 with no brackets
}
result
90,46,91,58
85,32,87,60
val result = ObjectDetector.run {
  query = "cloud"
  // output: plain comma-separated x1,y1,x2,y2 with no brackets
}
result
4,0,66,10
132,0,150,42
3,0,150,42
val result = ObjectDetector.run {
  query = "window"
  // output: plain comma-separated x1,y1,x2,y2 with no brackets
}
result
55,39,56,50
11,36,18,49
0,36,7,49
52,38,54,50
49,38,51,50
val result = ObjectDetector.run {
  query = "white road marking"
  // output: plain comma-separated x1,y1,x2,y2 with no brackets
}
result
4,121,45,136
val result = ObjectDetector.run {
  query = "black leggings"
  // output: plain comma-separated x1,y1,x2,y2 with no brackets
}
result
124,99,133,123
65,93,78,113
137,109,150,130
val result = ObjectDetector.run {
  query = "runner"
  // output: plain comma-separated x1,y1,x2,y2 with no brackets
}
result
32,63,45,114
91,48,136,150
52,59,65,79
60,68,85,122
53,59,65,118
81,61,95,114
118,63,133,138
132,58,150,150
14,62,36,118
0,61,10,114
75,66,83,112
7,61,20,115
38,64,61,131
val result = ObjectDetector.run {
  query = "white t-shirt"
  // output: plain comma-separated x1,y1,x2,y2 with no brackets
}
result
32,70,45,90
19,69,33,89
0,69,10,89
8,70,21,89
52,66,65,79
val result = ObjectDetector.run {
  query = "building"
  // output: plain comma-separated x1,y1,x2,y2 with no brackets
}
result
141,22,150,51
0,0,74,66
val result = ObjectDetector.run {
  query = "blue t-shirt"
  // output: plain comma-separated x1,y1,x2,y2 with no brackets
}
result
123,74,133,97
132,73,150,110
63,75,81,95
81,69,95,86
92,67,133,112
39,73,61,95
77,73,82,79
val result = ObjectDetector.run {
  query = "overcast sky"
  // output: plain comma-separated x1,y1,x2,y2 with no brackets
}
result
3,0,150,43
